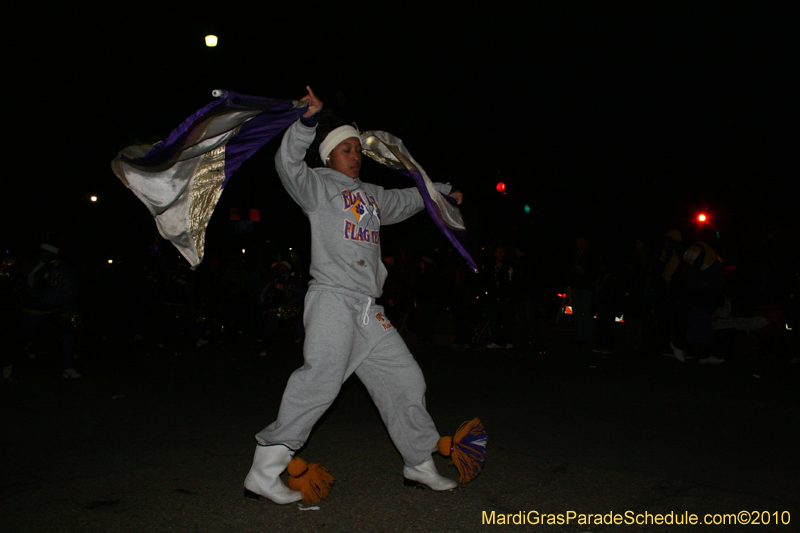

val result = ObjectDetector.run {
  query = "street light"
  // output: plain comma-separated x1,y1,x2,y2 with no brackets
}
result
205,35,218,47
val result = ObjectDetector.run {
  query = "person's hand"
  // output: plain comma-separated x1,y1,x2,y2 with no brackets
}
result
449,191,464,205
300,86,323,117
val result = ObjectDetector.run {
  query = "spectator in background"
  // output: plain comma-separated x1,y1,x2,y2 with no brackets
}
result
155,258,208,350
451,255,478,348
486,245,514,349
2,252,25,378
22,243,80,378
414,255,439,345
681,233,725,364
621,238,648,354
593,260,622,354
258,260,306,356
648,229,687,360
568,234,601,345
512,244,543,353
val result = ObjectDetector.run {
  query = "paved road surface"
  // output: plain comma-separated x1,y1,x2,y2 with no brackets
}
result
2,322,798,532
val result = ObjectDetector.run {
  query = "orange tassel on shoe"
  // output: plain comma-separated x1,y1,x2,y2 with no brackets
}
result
287,456,335,503
437,418,487,484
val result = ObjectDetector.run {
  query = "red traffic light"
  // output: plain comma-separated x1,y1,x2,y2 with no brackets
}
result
697,213,707,223
496,182,506,193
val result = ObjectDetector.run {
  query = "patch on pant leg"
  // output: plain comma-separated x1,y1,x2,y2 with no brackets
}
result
375,312,393,330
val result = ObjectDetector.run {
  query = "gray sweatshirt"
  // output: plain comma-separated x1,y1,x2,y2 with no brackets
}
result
275,120,452,298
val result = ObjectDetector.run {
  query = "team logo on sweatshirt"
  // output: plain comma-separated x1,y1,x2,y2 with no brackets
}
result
375,312,392,330
341,190,381,245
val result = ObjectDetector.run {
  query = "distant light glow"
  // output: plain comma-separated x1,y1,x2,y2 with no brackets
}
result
496,182,506,193
524,204,531,214
241,249,245,254
205,35,218,47
108,259,113,264
698,213,707,222
90,196,98,202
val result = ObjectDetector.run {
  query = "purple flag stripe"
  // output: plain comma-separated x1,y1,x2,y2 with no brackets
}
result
401,169,479,273
221,105,306,188
119,90,305,182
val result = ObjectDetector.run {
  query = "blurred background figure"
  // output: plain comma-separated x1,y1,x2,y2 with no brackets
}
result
486,245,514,349
1,251,25,378
21,242,80,378
567,234,601,345
450,255,478,349
413,255,439,345
681,232,725,363
257,260,306,356
512,244,544,353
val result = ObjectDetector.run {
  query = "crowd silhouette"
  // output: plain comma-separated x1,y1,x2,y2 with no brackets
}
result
2,220,798,379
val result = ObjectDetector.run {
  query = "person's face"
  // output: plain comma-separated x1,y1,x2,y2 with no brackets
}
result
327,137,362,179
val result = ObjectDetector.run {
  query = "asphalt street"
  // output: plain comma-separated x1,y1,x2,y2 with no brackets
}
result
2,322,799,532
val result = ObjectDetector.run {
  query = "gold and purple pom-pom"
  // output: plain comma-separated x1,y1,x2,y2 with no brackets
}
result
287,456,335,503
437,418,487,484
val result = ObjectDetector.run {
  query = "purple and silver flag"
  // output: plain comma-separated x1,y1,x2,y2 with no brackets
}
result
112,90,477,272
361,130,479,273
111,90,307,266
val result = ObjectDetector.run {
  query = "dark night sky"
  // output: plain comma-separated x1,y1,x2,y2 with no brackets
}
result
5,3,797,267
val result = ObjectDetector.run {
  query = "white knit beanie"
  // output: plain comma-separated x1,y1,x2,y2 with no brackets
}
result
319,125,361,165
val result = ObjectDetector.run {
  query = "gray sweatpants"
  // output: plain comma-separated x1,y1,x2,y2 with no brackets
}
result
256,286,440,467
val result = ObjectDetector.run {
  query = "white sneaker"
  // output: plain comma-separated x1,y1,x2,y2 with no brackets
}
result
669,342,686,362
699,355,725,364
244,444,302,504
63,368,81,378
486,343,502,349
403,457,458,491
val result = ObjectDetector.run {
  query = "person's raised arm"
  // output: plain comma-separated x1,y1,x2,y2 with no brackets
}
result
275,86,326,213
